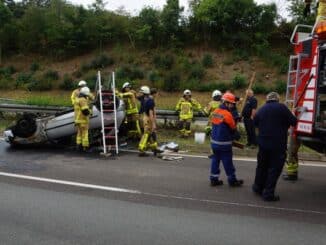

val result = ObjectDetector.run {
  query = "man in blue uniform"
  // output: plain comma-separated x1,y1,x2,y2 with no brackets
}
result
253,92,297,201
209,92,244,187
242,89,257,147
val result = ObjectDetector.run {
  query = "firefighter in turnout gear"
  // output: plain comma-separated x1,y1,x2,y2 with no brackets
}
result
138,86,161,156
119,82,141,139
175,89,202,137
71,80,87,121
209,92,244,187
74,86,91,152
204,90,222,136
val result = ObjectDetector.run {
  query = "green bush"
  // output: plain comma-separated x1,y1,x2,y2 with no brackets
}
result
116,65,144,81
27,78,53,91
180,79,200,90
30,62,40,72
0,77,14,89
148,70,160,83
153,54,174,70
202,54,214,68
253,84,269,94
16,72,32,88
90,53,114,69
197,83,218,92
84,72,97,90
0,66,16,77
188,63,205,80
274,80,287,94
232,74,247,90
163,71,180,91
80,62,92,73
60,74,75,90
43,70,59,80
233,49,250,61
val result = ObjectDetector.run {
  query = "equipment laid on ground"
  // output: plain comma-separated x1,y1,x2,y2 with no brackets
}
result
4,72,125,147
286,22,326,154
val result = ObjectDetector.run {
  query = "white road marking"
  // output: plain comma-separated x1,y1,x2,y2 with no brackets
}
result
0,171,141,194
0,171,325,216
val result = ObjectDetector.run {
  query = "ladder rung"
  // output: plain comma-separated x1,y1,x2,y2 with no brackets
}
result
105,136,116,139
102,92,113,95
287,85,296,88
104,127,114,129
103,109,114,112
106,145,117,148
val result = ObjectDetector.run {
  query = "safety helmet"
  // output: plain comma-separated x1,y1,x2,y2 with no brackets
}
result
266,92,280,102
122,82,131,89
79,86,90,96
139,86,150,95
78,80,87,87
212,90,222,98
183,89,191,96
222,92,236,104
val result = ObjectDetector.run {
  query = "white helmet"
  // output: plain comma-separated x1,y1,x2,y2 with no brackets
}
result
212,90,222,98
122,82,131,89
139,86,150,95
78,80,87,87
80,86,90,96
183,89,191,96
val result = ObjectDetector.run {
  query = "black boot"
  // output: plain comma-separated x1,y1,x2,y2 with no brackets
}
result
263,195,280,202
229,179,244,187
210,179,223,186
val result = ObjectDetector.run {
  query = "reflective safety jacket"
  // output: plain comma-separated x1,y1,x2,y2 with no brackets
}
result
210,104,236,150
71,88,80,106
175,98,202,120
204,101,220,117
75,97,90,124
120,90,138,115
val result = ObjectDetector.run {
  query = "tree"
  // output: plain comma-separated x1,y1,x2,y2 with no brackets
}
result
161,0,184,44
135,7,162,46
0,1,13,64
287,0,315,24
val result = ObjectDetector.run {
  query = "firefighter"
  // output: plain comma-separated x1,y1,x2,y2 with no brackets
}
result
304,0,326,20
209,92,244,187
119,82,141,139
252,92,297,201
71,80,86,105
138,86,161,156
204,90,222,136
175,89,202,137
75,87,91,152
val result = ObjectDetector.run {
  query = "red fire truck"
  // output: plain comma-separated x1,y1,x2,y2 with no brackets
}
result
287,22,326,155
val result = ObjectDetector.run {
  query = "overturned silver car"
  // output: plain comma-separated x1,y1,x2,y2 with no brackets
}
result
4,97,125,146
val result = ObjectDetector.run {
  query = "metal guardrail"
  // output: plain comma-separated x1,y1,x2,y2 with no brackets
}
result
0,103,208,121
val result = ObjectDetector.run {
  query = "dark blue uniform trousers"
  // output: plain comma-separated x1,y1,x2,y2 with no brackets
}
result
253,147,286,199
244,118,256,146
210,147,236,183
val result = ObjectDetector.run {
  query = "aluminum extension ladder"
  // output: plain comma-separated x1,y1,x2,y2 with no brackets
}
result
97,71,119,155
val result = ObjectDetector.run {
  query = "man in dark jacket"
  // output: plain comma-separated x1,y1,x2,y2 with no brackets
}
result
253,92,297,201
242,89,257,147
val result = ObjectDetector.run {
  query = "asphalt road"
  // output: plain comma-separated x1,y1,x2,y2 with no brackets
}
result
0,140,325,245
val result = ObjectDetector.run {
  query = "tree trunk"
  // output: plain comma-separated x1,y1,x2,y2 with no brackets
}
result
0,42,2,65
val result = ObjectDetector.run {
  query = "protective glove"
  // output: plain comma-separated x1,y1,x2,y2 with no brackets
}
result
303,3,310,17
205,126,212,136
82,109,90,116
